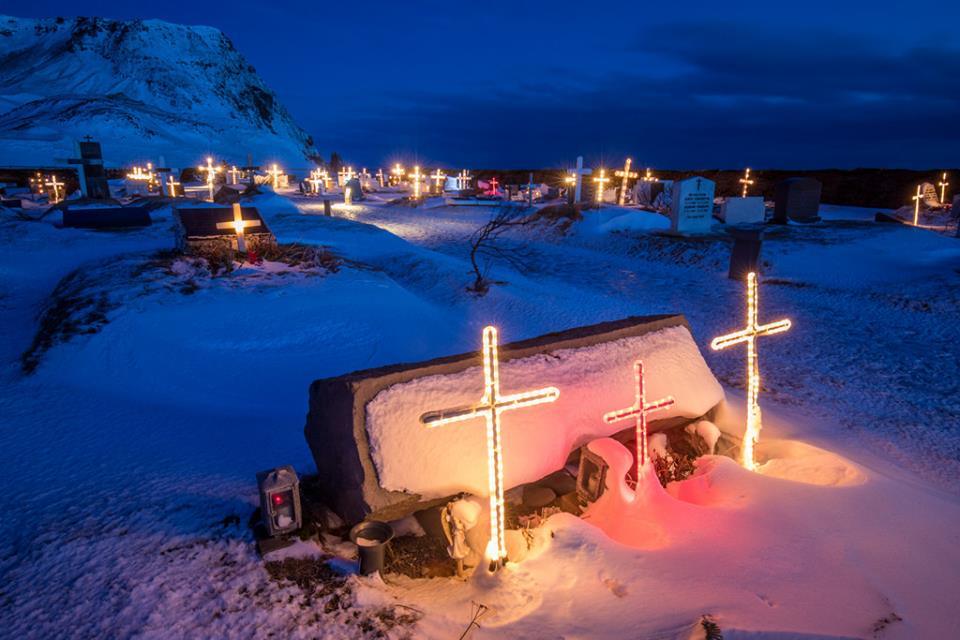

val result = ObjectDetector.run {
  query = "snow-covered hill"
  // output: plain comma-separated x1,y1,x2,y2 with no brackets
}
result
0,16,320,168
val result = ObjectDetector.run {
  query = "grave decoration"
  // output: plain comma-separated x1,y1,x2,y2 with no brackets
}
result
376,168,386,188
911,185,923,225
175,204,276,256
44,174,65,203
420,326,561,571
938,172,950,205
457,170,472,191
568,156,592,203
711,272,791,470
267,164,285,190
391,163,405,186
408,165,424,199
228,165,241,185
615,158,639,206
773,177,821,223
920,182,940,209
256,465,302,537
165,174,182,198
197,157,221,202
739,168,755,197
593,168,610,205
642,168,658,182
304,315,724,526
670,176,716,234
430,169,446,194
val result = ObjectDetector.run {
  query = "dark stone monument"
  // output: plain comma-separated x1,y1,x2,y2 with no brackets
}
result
773,178,821,223
62,206,152,229
727,228,763,280
175,206,276,254
213,186,241,204
67,139,111,200
345,177,364,201
1,198,23,209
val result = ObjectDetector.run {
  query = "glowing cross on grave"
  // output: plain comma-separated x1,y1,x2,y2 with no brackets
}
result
430,168,447,194
267,164,284,190
215,203,262,253
642,168,658,182
166,174,181,198
228,166,241,185
198,157,220,201
320,170,332,190
939,172,950,205
615,158,639,206
45,174,64,203
912,185,923,226
376,168,386,188
408,165,424,199
420,326,560,571
568,156,592,202
711,272,791,471
487,176,500,195
603,361,675,480
457,170,472,190
307,173,323,195
593,168,610,205
391,163,405,185
739,168,755,198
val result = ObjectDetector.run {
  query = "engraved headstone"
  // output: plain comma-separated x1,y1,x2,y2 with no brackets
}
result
670,176,716,234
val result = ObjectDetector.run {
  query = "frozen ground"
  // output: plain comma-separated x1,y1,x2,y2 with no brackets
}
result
0,189,958,638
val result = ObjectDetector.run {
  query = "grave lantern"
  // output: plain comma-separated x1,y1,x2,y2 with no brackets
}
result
256,465,302,537
576,445,610,505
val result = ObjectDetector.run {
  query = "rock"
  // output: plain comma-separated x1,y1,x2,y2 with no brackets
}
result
522,485,557,508
535,469,577,497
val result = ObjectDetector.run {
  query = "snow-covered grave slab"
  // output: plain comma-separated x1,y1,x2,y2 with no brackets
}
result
305,315,724,522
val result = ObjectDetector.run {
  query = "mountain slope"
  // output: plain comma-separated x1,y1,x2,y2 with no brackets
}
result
0,16,320,168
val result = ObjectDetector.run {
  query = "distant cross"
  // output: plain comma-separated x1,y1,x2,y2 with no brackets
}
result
430,168,447,194
45,174,64,203
739,168,755,198
126,165,148,181
912,185,923,226
939,172,950,205
376,168,386,188
642,167,658,182
457,169,472,190
307,174,323,195
711,272,792,471
215,203,262,253
525,173,536,207
166,174,181,198
198,157,220,201
603,361,675,480
345,166,356,182
593,168,610,205
360,167,371,186
30,172,44,194
228,165,241,185
267,164,284,190
569,156,592,202
487,176,499,195
391,163,405,186
615,157,639,206
420,326,560,571
320,170,331,190
408,165,424,199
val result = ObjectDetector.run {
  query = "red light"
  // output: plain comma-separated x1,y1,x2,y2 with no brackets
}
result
272,494,284,506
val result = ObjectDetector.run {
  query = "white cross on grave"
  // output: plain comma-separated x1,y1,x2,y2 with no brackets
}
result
739,168,755,198
457,170,472,191
267,164,284,190
911,185,923,226
568,156,592,203
198,157,221,202
45,174,64,203
939,172,950,204
215,203,262,254
166,174,181,198
593,168,610,205
642,168,658,182
408,165,424,199
229,166,241,185
391,164,405,186
615,158,639,206
376,168,385,188
307,174,323,195
420,326,560,572
430,169,447,194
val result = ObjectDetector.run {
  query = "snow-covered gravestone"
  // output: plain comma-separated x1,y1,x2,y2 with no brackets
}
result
670,176,716,234
921,182,940,208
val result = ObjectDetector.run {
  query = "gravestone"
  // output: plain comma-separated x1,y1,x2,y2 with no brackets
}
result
345,177,364,201
719,196,765,225
727,228,763,280
62,206,152,229
670,177,716,234
1,198,23,209
773,178,821,223
67,139,111,199
921,182,940,208
175,206,276,254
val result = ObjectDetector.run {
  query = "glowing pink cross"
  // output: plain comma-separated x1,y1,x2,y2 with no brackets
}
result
487,177,500,195
603,360,675,476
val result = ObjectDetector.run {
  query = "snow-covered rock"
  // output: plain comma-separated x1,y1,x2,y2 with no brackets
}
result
0,16,319,167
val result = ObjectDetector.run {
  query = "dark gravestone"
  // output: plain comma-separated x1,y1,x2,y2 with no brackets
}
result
1,198,23,209
345,178,364,201
773,178,821,223
728,228,763,280
324,199,332,217
68,140,111,199
175,206,275,254
62,206,152,229
213,186,241,204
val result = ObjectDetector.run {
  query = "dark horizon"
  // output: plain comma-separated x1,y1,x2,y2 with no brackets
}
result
8,1,959,170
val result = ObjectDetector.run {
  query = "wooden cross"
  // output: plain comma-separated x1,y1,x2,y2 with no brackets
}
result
215,203,262,253
166,174,181,197
267,164,284,190
603,361,674,480
939,172,950,205
430,168,447,194
912,185,923,226
228,166,241,185
198,157,220,201
711,272,791,470
408,165,424,199
615,158,639,206
739,168,755,198
642,168,658,182
593,168,610,205
569,156,592,202
45,174,64,203
457,170,472,190
376,168,385,188
420,326,560,571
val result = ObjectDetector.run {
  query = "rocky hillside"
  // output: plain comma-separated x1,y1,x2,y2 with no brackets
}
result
0,16,320,168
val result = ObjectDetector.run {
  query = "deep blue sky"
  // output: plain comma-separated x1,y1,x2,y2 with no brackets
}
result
14,0,960,169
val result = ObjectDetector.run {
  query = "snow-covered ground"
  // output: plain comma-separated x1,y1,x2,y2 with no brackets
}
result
1,189,958,638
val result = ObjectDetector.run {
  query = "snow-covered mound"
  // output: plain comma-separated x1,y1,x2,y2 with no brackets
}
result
0,16,319,167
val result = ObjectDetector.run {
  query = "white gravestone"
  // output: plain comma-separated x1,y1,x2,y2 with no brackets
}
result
921,182,940,208
670,177,716,233
719,196,765,224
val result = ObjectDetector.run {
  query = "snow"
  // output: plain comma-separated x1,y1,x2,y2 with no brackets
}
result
366,325,723,498
1,194,959,638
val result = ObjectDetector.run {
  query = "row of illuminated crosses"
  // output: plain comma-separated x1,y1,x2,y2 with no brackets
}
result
424,271,790,571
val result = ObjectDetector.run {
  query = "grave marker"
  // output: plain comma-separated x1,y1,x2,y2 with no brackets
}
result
593,168,610,205
568,156,592,203
773,178,821,223
198,157,221,201
739,168,755,197
670,176,716,233
938,172,950,204
615,158,639,206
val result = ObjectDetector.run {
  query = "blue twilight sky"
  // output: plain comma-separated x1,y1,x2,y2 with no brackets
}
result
11,0,960,169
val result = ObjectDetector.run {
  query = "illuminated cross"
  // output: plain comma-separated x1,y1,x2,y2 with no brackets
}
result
30,172,44,194
215,203,262,253
408,165,424,199
642,168,658,182
198,157,220,201
569,156,592,202
430,168,447,194
267,164,284,190
45,174,64,203
487,176,500,195
939,172,950,205
360,168,371,186
420,326,560,571
457,169,472,190
376,168,385,188
320,170,332,190
166,174,181,198
126,165,146,181
593,168,610,205
229,166,241,185
391,163,405,186
912,185,923,226
603,361,675,481
711,272,791,471
615,158,639,206
739,168,755,198
307,173,323,195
